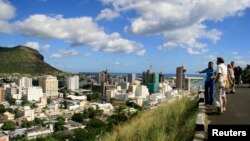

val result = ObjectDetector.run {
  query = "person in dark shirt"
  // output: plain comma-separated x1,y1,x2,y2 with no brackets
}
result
198,62,216,106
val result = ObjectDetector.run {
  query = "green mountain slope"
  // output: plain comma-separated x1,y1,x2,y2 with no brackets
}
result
0,46,63,75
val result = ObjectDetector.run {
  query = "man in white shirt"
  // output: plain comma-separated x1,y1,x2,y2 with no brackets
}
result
214,57,227,114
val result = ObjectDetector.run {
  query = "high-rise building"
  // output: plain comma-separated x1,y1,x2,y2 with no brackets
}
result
159,73,165,83
135,85,149,98
0,87,4,103
176,66,186,90
98,70,108,84
39,75,58,97
26,87,43,102
128,73,136,83
143,70,159,94
16,77,32,88
66,75,79,90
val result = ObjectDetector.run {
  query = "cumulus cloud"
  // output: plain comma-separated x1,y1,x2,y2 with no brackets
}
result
136,49,146,56
96,8,120,21
51,49,79,58
16,14,143,55
24,42,50,52
100,0,250,54
0,0,15,33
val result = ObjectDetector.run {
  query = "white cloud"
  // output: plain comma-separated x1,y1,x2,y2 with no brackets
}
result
83,53,92,57
231,51,238,55
96,8,120,21
234,56,243,60
100,0,250,54
158,42,178,50
111,61,121,65
16,14,143,55
0,0,15,33
51,49,79,58
24,42,50,52
206,55,217,61
136,49,146,56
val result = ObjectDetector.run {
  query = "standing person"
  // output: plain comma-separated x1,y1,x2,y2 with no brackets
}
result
234,67,240,85
197,62,216,107
214,57,227,114
230,61,236,93
247,65,250,88
227,64,235,94
238,66,243,85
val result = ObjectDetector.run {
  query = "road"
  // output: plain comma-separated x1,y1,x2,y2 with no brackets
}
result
207,84,250,124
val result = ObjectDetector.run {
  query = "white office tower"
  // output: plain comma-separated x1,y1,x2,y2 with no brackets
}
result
27,87,43,102
66,75,79,90
135,85,149,99
16,77,32,88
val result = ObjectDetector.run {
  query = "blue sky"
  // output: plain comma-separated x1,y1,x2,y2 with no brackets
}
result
0,0,250,73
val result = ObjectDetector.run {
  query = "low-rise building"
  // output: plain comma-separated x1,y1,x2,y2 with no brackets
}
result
90,103,114,114
63,121,85,131
25,125,53,140
3,112,14,121
20,106,35,121
0,132,9,141
67,95,86,101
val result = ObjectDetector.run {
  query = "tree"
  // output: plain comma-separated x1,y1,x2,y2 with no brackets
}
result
22,120,34,128
21,97,29,106
14,109,21,119
0,104,6,113
82,109,89,119
47,98,52,104
85,118,108,139
34,118,44,126
1,120,16,130
8,98,16,105
242,66,250,83
63,101,68,109
72,113,84,123
88,107,97,118
54,116,66,132
107,106,128,126
6,108,14,114
126,101,142,110
73,128,96,141
87,93,100,102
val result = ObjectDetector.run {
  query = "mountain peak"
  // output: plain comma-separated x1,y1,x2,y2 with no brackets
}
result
0,46,63,75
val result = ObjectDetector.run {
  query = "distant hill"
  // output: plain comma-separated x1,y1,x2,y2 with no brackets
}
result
0,46,64,76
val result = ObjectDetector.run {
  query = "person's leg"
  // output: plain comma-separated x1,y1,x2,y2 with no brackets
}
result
204,81,209,105
221,86,227,112
209,80,214,105
231,78,235,93
213,83,221,114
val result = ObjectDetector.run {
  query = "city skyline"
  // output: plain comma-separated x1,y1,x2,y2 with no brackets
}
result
0,0,250,73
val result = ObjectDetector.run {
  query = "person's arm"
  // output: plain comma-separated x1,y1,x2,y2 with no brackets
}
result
215,72,220,83
198,69,207,74
215,67,221,83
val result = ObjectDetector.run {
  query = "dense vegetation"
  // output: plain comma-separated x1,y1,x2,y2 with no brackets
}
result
0,46,63,76
102,97,198,141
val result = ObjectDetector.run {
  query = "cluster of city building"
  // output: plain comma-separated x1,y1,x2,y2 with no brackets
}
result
0,66,200,140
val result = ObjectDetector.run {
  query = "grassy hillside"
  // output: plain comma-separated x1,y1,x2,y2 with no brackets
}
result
102,97,198,141
0,46,64,76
